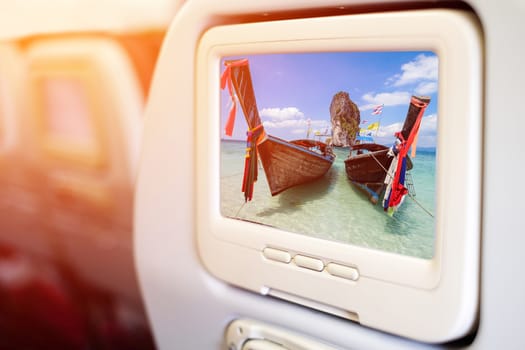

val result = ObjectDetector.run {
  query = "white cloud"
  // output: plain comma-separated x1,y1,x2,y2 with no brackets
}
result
291,128,307,135
415,82,438,95
419,114,437,134
385,74,401,86
263,118,328,130
360,55,438,111
373,113,437,147
376,122,403,138
389,54,438,87
259,107,304,121
360,91,411,110
376,113,437,137
263,119,304,129
259,106,330,136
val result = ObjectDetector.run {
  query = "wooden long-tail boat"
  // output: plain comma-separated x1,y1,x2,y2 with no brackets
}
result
344,95,430,214
221,59,335,200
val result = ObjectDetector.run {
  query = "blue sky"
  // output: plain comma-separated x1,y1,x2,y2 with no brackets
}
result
220,51,438,148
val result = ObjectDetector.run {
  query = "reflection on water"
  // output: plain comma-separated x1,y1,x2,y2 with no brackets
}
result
257,166,338,217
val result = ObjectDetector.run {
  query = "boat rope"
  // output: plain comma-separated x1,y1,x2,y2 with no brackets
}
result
368,151,434,219
235,202,247,217
406,193,434,218
369,151,395,179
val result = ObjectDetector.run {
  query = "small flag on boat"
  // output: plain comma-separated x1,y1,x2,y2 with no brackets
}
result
359,128,372,136
367,121,380,131
372,104,384,115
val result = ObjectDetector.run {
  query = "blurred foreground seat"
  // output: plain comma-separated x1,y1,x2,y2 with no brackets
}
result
0,31,164,348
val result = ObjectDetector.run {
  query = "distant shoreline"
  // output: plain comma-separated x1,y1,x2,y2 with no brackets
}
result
220,138,437,153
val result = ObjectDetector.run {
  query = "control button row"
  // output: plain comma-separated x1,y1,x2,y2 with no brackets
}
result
326,263,359,281
262,248,359,281
262,247,292,263
293,254,324,271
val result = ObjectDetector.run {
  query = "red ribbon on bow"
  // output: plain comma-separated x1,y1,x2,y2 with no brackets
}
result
220,59,248,136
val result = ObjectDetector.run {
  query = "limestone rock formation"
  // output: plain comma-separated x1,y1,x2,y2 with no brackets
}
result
329,91,360,147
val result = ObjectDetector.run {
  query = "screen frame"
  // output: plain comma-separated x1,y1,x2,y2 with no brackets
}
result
196,9,482,343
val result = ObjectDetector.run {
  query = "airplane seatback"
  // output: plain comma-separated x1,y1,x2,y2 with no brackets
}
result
135,0,525,349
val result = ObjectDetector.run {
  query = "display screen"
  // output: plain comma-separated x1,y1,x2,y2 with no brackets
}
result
220,52,437,259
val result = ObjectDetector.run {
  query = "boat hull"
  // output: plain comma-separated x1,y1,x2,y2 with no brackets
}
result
344,144,413,196
257,135,335,196
344,147,392,197
223,59,335,198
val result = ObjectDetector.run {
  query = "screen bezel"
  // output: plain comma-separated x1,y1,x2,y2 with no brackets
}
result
196,9,481,342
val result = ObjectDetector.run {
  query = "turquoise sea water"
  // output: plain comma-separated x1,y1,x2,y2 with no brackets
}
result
220,140,436,259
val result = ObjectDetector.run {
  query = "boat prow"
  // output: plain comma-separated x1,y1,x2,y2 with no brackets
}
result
344,95,430,214
222,58,335,200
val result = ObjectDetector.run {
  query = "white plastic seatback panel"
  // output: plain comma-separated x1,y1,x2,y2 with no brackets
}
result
135,0,525,348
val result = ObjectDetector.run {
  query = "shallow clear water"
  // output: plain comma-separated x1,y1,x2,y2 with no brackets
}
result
220,140,436,259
